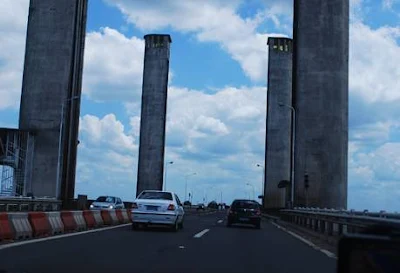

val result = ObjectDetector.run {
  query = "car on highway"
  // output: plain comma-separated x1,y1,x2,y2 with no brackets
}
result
226,199,261,229
196,203,206,211
131,190,185,231
89,196,125,210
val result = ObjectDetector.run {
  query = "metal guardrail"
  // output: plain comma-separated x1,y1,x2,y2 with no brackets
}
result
280,208,400,237
0,196,62,212
294,207,400,220
0,198,211,213
292,207,400,220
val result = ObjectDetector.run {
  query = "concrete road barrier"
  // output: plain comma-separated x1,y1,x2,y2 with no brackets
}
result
72,211,87,231
46,211,64,235
0,209,134,245
91,210,104,227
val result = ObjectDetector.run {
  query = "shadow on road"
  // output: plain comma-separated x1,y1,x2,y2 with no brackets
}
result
227,224,260,230
132,225,176,233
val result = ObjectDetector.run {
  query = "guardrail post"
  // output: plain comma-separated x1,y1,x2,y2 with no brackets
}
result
314,219,319,231
327,222,333,236
338,224,343,235
320,220,325,234
347,225,353,234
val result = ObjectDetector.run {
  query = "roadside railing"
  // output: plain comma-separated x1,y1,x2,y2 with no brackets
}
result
292,207,400,220
279,208,400,237
0,198,217,213
0,196,62,212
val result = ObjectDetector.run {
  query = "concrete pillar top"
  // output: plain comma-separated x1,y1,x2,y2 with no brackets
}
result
267,37,293,52
144,34,172,48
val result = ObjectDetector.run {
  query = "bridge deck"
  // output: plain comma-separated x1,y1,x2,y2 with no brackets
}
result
0,211,335,273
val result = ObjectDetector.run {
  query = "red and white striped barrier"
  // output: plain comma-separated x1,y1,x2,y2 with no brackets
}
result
91,210,104,227
0,209,132,243
108,210,119,225
72,211,87,231
46,211,64,235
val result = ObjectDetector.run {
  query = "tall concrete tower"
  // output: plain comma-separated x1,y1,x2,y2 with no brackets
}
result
19,0,87,202
293,0,349,209
264,37,293,209
136,34,172,196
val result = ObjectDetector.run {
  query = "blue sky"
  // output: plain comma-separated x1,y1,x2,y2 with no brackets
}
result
1,0,400,211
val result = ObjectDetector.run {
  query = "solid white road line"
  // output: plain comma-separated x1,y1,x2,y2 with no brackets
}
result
0,223,131,251
270,222,337,259
193,229,210,238
217,220,223,224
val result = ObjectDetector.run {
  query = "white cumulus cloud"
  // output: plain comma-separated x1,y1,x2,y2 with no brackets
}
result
0,0,29,110
350,23,400,103
79,114,136,153
103,0,287,82
83,27,145,101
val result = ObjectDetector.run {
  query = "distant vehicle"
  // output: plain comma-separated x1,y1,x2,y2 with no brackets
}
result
90,196,125,210
208,201,218,209
197,203,205,211
227,199,261,229
131,190,185,231
183,201,191,206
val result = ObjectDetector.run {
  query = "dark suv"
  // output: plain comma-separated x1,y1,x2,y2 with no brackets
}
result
227,199,261,229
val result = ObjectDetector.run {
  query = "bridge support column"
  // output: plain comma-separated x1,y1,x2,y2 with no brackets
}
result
136,34,172,196
264,38,293,209
19,0,88,202
293,0,349,209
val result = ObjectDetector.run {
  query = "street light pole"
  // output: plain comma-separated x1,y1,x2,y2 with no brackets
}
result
246,183,255,200
279,103,296,208
56,95,80,200
185,172,196,201
163,161,173,191
205,185,214,204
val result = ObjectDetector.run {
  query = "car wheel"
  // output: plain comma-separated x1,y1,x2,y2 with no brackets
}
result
226,220,232,227
255,222,261,229
178,217,184,229
132,223,138,230
171,220,179,232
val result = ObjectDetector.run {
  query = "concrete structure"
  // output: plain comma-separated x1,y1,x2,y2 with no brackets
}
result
292,0,349,209
264,38,293,209
19,0,88,201
0,128,35,196
136,34,172,196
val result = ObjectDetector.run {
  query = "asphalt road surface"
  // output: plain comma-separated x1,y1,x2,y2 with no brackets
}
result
0,210,336,273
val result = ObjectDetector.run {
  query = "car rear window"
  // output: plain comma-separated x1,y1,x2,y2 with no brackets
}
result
232,201,259,209
138,191,173,200
96,196,115,203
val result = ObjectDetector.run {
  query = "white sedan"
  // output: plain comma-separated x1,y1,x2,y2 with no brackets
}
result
131,190,185,231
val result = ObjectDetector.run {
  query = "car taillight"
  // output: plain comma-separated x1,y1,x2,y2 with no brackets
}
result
167,204,175,210
131,203,138,209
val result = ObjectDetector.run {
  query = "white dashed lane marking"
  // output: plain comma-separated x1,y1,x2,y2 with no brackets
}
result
193,229,210,238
